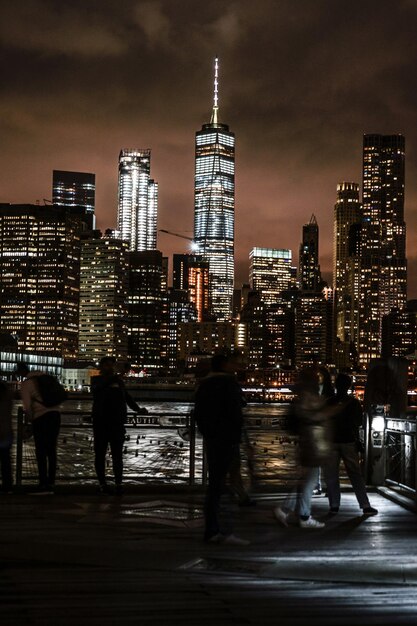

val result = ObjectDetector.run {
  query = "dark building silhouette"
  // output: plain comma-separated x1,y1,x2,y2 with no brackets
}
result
128,250,164,372
53,170,95,228
382,300,417,358
298,214,321,291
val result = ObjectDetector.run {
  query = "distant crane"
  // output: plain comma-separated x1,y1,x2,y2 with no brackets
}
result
158,229,194,242
158,229,199,252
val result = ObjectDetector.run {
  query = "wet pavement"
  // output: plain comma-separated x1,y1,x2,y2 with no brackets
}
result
1,488,417,625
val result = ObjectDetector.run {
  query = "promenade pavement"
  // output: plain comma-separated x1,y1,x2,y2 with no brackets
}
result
1,487,417,625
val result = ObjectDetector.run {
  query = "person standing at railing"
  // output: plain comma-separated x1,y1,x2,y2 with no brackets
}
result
0,380,13,494
324,373,378,516
91,356,148,495
17,362,67,495
194,353,250,546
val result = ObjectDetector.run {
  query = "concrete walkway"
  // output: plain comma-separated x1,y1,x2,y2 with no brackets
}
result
1,488,417,625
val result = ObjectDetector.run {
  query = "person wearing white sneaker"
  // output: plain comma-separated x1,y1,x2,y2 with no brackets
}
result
274,367,337,530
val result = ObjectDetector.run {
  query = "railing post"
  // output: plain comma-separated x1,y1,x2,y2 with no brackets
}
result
188,412,195,486
15,406,24,487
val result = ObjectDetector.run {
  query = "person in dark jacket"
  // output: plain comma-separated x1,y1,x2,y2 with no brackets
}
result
194,354,249,545
91,357,148,494
324,373,378,516
0,381,13,494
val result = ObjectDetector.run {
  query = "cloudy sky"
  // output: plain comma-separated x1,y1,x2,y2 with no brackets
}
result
1,0,417,291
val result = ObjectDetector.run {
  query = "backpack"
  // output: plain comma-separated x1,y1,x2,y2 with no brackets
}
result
35,374,68,408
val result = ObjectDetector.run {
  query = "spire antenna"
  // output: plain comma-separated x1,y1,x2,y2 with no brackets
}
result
210,56,219,125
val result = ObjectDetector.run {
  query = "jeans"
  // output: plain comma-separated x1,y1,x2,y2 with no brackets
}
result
32,412,61,487
93,428,125,485
0,444,12,490
204,440,236,540
284,466,319,518
324,443,370,509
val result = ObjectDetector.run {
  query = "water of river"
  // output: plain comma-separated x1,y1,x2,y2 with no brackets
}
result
18,399,298,487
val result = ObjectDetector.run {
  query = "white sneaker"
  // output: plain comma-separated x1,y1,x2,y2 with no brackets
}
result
299,516,325,529
223,534,250,546
273,506,291,527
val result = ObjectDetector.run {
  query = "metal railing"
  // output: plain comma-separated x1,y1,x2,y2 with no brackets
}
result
13,407,298,488
14,407,203,486
384,416,417,493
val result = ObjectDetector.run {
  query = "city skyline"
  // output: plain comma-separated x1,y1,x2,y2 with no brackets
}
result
2,1,417,294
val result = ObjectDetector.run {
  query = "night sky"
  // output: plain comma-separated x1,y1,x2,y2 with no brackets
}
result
1,0,417,292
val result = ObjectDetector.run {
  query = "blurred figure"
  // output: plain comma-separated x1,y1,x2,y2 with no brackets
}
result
194,353,249,545
313,366,334,495
274,368,334,529
91,357,148,495
18,362,65,495
0,380,13,494
324,373,378,516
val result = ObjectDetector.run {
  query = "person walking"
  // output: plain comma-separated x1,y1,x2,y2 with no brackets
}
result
18,363,66,494
274,367,334,529
194,353,249,545
91,357,148,495
324,373,378,516
0,380,13,494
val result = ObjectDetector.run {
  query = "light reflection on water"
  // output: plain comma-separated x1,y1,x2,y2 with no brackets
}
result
19,399,298,486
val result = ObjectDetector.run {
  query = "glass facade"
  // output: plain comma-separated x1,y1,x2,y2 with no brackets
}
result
194,60,235,321
117,150,158,251
298,215,321,291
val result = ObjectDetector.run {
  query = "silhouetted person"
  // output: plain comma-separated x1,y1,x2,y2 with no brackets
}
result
18,362,65,494
0,380,13,494
275,367,334,529
324,373,378,516
195,354,249,545
91,357,148,495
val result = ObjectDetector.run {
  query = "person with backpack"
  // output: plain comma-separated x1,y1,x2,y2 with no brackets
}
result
0,380,13,494
17,362,67,494
91,356,148,495
194,353,249,546
324,373,378,516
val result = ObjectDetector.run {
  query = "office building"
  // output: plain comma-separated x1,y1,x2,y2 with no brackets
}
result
359,134,407,365
78,231,129,362
299,214,322,291
178,320,236,362
333,182,361,364
194,58,235,320
52,170,95,228
0,204,83,359
249,247,293,306
172,253,210,321
167,289,197,371
295,290,333,368
382,300,417,359
117,149,158,251
128,250,164,371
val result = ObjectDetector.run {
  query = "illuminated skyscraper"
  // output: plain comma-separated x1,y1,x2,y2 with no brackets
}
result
333,182,361,365
298,215,321,291
117,149,158,251
359,134,407,365
78,231,129,362
53,170,95,228
249,247,293,306
0,204,83,359
194,57,235,321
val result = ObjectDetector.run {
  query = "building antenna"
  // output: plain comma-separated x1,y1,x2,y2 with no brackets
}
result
210,56,219,125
